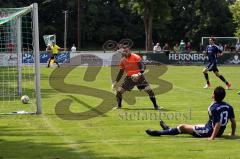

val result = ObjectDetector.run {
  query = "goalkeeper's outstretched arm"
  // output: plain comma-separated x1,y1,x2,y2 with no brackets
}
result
112,69,124,90
115,69,124,82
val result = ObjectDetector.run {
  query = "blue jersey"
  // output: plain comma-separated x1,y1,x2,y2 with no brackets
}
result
206,44,222,63
206,102,235,136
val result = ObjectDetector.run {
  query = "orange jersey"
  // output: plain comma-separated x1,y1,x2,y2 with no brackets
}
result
119,53,141,76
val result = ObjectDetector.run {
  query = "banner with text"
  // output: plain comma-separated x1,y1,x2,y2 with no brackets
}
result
1,52,239,66
142,53,240,65
22,52,70,64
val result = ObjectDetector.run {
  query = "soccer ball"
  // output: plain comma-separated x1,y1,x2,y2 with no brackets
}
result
21,95,30,104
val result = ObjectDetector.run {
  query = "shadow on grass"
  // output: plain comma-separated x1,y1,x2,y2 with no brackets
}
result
145,135,195,139
120,107,172,111
221,135,240,140
0,139,144,159
145,134,240,140
0,126,59,137
0,126,142,159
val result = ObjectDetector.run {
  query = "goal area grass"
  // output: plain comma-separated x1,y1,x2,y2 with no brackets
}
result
0,65,239,159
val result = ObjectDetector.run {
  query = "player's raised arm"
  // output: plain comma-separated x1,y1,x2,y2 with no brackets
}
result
58,47,66,51
230,118,236,136
46,44,51,51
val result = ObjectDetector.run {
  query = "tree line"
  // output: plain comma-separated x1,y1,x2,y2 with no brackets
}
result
0,0,239,51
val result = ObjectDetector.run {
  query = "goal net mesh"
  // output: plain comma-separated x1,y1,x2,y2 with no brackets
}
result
201,37,239,50
0,5,37,114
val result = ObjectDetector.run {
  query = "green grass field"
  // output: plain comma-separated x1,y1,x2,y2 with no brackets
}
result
0,65,239,159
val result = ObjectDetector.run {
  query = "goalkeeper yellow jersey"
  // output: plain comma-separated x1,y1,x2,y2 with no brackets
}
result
51,45,60,54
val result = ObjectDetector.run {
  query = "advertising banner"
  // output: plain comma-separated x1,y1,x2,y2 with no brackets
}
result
142,53,240,65
1,52,239,67
0,53,17,66
22,52,70,64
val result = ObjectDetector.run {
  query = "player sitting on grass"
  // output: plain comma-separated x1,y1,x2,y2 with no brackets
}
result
146,86,236,140
112,46,160,110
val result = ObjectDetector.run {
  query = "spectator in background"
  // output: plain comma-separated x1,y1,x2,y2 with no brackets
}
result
235,42,240,52
179,40,185,53
185,42,192,53
163,43,170,56
71,44,76,53
7,42,14,52
230,44,235,52
224,44,230,52
153,43,161,53
173,43,179,53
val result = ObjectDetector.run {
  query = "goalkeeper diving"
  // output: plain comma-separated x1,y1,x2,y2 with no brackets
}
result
112,46,161,110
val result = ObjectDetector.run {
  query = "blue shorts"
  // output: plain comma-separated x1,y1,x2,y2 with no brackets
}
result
192,125,213,137
206,63,218,72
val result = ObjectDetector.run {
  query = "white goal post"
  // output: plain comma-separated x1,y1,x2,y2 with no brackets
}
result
0,3,41,114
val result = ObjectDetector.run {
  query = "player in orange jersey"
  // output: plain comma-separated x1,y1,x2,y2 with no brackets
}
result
112,46,160,110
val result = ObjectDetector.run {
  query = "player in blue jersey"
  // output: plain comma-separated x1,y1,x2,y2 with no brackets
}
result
146,86,236,140
203,37,231,89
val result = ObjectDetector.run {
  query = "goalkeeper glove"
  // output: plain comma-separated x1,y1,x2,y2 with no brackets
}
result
131,72,142,82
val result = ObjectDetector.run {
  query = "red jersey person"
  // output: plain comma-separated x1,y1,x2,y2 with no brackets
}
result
112,46,160,110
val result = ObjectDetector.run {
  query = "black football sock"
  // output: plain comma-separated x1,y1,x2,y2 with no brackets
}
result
159,128,180,135
116,92,122,107
146,130,161,136
147,90,158,107
47,60,51,67
55,61,60,67
203,73,210,84
160,120,170,130
218,75,229,84
150,97,158,107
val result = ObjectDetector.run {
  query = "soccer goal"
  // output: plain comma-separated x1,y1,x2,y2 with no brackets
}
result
0,3,41,114
201,37,239,48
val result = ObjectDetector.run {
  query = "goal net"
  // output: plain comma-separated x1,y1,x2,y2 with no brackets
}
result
0,3,41,114
201,37,239,49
